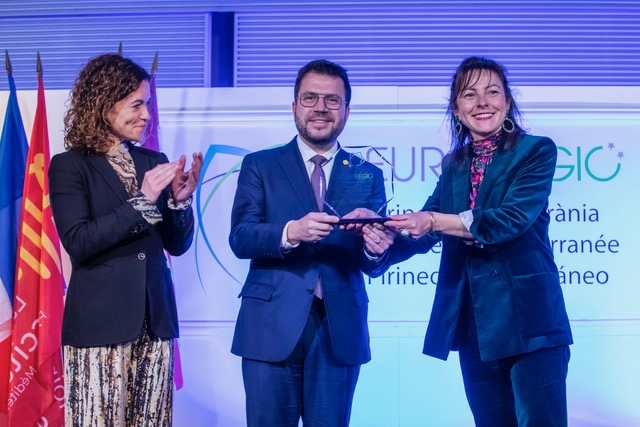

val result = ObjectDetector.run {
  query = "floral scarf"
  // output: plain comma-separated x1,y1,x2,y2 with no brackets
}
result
469,131,501,209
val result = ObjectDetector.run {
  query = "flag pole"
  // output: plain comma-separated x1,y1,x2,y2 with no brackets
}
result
6,50,65,426
151,50,158,76
36,52,42,77
146,49,183,389
0,49,31,425
5,50,11,75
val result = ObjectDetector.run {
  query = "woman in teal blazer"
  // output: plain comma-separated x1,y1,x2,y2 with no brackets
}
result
387,57,573,426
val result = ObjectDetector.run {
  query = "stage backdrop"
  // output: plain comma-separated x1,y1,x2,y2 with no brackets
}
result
1,85,638,426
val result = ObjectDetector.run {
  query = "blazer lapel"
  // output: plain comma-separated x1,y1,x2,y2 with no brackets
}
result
277,139,318,214
452,156,472,213
473,146,516,209
129,144,153,189
325,148,350,211
87,154,130,202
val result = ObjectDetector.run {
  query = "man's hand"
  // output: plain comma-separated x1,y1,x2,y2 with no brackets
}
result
337,207,395,256
362,222,396,255
287,212,340,245
338,207,377,235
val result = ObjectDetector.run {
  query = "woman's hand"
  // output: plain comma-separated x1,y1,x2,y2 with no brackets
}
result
386,211,434,239
140,161,183,204
172,152,204,203
387,211,472,239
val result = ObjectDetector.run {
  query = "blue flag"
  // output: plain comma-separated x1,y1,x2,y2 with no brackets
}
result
0,72,29,326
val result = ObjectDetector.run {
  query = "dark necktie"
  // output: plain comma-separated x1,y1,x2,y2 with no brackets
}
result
310,155,327,212
310,154,327,299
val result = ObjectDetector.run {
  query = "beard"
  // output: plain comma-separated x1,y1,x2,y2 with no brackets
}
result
294,112,346,149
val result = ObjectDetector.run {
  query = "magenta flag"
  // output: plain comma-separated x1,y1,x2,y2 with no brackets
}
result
145,59,184,390
143,73,160,152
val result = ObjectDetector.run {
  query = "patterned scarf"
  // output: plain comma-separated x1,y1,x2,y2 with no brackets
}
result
105,142,163,225
105,142,138,196
469,131,501,209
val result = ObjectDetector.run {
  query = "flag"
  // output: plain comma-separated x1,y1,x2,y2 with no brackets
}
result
7,55,65,426
0,52,29,424
145,52,184,390
144,56,160,152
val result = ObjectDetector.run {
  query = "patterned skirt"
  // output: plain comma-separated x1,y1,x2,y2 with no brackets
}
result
64,323,174,427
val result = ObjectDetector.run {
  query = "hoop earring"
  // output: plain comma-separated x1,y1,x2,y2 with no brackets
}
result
502,110,515,133
453,116,463,138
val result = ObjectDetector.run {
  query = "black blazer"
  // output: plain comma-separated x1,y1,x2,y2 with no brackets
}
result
49,144,194,347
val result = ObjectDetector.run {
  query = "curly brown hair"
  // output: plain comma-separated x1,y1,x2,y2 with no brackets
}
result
64,53,151,155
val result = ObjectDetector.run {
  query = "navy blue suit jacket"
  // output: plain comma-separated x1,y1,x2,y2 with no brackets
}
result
229,138,390,365
49,144,194,347
391,134,573,361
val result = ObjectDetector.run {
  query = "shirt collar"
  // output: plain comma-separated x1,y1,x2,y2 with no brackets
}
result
296,136,339,163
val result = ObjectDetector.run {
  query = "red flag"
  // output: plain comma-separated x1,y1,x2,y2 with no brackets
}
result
8,66,65,426
145,54,184,390
0,54,30,427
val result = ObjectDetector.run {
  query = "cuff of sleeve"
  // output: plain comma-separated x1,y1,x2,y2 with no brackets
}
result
460,209,483,248
129,191,163,225
459,209,473,232
363,245,384,262
281,220,299,251
168,195,192,210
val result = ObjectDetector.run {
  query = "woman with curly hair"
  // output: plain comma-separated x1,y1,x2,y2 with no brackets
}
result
49,53,202,426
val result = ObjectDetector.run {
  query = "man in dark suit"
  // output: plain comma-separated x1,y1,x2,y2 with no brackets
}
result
228,59,396,426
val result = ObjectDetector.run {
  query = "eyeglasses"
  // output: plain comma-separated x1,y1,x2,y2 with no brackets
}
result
297,92,345,110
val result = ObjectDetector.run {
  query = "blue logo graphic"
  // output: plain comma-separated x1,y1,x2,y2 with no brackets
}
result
194,145,251,288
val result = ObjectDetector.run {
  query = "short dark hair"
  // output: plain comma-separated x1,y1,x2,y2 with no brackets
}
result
294,59,352,106
446,56,525,164
64,53,151,155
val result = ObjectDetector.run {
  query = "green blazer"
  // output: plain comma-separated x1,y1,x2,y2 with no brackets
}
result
393,134,573,361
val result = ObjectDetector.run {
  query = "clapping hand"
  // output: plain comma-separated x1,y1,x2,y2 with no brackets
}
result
172,152,204,203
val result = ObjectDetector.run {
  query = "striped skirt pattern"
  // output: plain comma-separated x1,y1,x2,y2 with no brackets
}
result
64,326,174,427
